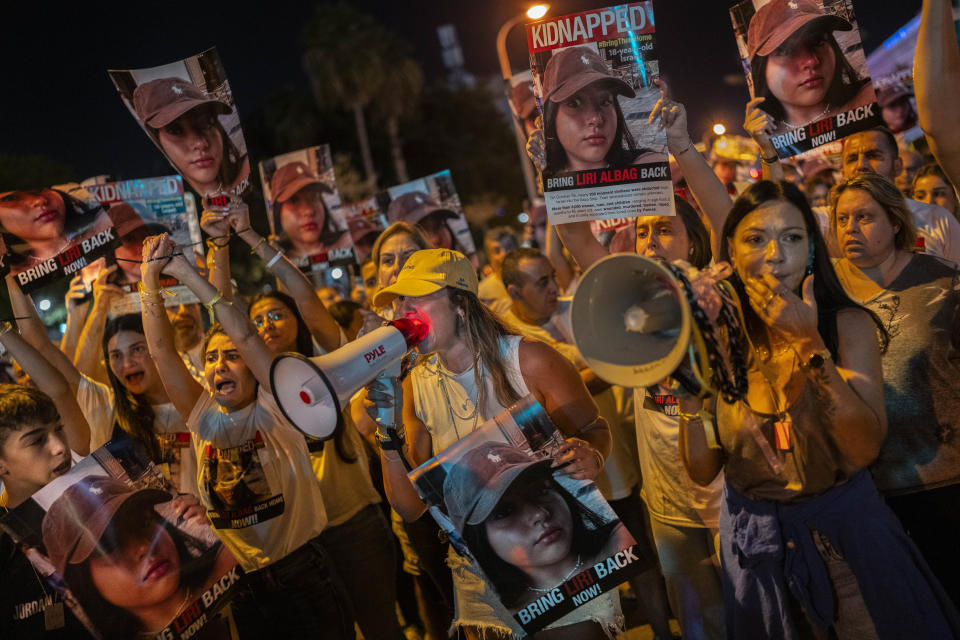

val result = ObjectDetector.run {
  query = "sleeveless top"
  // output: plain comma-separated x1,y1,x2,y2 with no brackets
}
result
717,377,858,502
410,335,622,637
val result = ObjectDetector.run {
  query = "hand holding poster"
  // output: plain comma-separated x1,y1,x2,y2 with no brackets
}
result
379,170,477,256
109,48,251,197
258,145,355,271
527,3,674,224
730,0,882,158
0,436,239,640
409,395,639,635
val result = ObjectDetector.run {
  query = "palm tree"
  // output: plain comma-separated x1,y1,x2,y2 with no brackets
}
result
302,4,385,188
371,38,424,184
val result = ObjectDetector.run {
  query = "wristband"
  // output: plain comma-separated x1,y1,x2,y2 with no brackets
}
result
250,237,267,254
265,251,284,269
206,237,229,250
762,153,779,164
375,426,406,451
674,140,694,156
203,291,231,323
234,227,251,235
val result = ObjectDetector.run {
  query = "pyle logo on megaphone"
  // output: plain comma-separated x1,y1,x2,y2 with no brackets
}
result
270,317,428,439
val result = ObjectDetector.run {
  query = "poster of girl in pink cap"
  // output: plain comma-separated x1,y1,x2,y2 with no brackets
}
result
0,435,238,640
108,47,251,198
730,0,882,159
258,144,356,271
407,395,641,635
526,2,674,225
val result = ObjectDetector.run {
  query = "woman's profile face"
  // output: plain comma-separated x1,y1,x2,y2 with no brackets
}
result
377,232,421,289
279,185,328,252
249,297,299,354
555,83,618,170
156,107,224,195
484,477,574,577
764,25,836,116
204,333,258,411
108,331,163,397
88,511,181,612
728,199,810,292
635,216,691,263
0,189,67,246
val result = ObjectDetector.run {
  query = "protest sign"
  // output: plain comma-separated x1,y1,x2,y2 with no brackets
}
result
342,197,386,265
527,2,674,224
258,145,356,272
0,435,239,640
109,47,251,198
0,183,116,296
730,0,882,158
82,175,202,314
378,170,477,256
409,395,641,635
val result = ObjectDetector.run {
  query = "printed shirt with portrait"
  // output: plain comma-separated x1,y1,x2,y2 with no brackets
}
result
76,375,199,496
187,385,326,572
835,254,960,495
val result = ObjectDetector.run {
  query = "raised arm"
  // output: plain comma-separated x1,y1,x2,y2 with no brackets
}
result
74,265,124,384
743,96,785,182
555,221,611,271
6,274,82,390
916,0,960,188
518,338,611,480
226,206,344,352
650,77,733,257
199,208,234,302
0,323,91,455
544,223,575,291
153,234,276,393
139,236,205,419
60,274,89,361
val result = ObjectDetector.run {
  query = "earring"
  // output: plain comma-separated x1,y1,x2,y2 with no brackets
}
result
806,263,814,276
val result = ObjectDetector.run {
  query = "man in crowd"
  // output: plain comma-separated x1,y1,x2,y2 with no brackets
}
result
477,226,520,317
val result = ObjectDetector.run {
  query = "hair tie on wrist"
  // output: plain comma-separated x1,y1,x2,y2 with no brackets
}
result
762,153,779,164
203,291,231,322
675,140,694,156
266,251,284,269
250,237,267,254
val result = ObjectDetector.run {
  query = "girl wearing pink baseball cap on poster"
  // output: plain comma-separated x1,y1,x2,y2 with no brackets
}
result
745,0,874,135
132,77,250,197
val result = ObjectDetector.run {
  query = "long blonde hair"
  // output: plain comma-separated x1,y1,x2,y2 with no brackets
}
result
447,288,522,409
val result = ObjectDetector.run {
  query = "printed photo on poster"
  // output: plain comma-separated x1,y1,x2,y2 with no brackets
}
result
730,0,882,158
200,431,285,529
343,198,386,265
527,2,674,224
0,435,239,640
409,395,640,634
0,183,119,295
108,47,251,197
81,176,203,314
258,145,355,271
378,170,477,257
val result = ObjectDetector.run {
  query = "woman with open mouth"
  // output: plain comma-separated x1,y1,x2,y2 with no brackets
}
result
138,232,352,638
201,202,407,639
744,0,875,137
132,77,249,197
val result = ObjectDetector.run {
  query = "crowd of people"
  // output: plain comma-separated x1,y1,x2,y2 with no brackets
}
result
2,0,960,639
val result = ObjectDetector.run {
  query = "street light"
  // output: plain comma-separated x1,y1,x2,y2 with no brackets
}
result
713,123,727,136
526,4,549,20
497,5,551,205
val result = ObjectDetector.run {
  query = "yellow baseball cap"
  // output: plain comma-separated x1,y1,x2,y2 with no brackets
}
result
374,248,478,307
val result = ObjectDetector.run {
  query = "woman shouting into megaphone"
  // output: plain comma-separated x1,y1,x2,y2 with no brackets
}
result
363,248,619,639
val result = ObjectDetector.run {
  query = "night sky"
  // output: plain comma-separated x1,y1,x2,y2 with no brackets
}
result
3,0,922,187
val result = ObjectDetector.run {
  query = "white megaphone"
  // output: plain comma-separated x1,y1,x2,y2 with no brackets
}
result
270,317,428,439
571,253,698,390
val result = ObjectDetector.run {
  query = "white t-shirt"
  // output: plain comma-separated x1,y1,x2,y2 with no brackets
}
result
187,385,326,572
76,375,199,496
907,198,960,265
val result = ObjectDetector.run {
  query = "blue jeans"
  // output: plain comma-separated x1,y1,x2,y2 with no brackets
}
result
321,504,405,640
231,536,353,639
